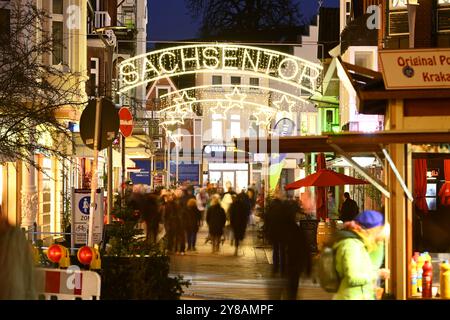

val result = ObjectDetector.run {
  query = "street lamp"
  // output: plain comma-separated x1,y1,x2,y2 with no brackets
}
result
406,0,420,49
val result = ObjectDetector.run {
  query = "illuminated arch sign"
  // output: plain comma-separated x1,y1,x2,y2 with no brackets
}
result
119,44,323,95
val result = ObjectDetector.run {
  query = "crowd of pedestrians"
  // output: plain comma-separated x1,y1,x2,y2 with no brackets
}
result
124,182,256,256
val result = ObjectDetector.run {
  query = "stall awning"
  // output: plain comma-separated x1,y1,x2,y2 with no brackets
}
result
234,130,450,200
234,131,450,154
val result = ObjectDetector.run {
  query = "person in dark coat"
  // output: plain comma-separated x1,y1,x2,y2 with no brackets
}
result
185,198,202,251
206,194,226,253
162,192,177,253
230,192,251,255
284,200,312,299
173,190,187,255
264,194,292,275
339,192,359,222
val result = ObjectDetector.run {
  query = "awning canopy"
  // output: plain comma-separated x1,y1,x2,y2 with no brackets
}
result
233,131,450,154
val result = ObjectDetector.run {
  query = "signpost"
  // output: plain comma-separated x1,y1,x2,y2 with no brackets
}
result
71,188,104,247
79,98,119,246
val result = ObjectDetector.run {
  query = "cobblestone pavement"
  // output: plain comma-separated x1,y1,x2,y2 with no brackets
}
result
169,224,333,300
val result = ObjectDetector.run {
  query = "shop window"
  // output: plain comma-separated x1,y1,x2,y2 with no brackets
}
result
438,0,450,33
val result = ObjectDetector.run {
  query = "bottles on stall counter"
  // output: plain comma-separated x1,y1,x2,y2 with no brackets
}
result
440,260,450,299
413,252,420,263
422,260,433,298
411,258,418,296
417,254,426,292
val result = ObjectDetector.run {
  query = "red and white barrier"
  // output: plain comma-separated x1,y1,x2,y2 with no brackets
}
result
35,268,101,300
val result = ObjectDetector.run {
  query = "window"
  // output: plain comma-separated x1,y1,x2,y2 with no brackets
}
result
308,114,317,134
249,77,259,90
230,114,240,138
53,0,64,14
355,51,373,69
52,21,64,65
438,0,450,33
156,87,169,98
89,58,99,96
211,114,223,141
212,75,222,85
231,76,241,85
249,115,259,138
425,183,437,211
0,9,10,44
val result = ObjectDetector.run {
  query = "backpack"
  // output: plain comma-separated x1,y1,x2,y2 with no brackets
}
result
318,230,361,293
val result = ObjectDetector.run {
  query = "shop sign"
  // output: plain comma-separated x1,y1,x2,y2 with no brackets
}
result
379,49,450,90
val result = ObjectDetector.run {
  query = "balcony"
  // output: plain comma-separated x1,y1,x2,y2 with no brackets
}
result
87,11,111,35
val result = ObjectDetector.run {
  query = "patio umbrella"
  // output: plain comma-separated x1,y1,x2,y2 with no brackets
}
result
284,169,370,190
316,153,327,220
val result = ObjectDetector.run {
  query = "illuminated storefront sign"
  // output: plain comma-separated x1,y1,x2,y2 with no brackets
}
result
379,48,450,89
119,44,322,94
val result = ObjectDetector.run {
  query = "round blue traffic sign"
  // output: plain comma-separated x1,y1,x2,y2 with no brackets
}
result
79,196,91,215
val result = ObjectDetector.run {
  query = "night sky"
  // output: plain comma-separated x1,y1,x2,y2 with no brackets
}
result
147,0,340,42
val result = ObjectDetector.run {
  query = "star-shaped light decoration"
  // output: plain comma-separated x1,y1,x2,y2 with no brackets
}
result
210,102,228,118
273,95,296,113
162,91,197,125
225,87,246,113
253,106,277,128
173,91,197,110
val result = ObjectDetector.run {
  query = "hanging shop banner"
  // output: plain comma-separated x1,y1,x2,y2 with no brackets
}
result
71,189,104,246
379,48,450,90
130,159,151,185
170,163,199,184
269,118,296,193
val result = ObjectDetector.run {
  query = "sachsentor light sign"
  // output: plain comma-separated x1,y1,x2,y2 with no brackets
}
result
119,44,323,94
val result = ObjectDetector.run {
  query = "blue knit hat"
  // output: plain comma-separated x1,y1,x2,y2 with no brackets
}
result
354,210,384,229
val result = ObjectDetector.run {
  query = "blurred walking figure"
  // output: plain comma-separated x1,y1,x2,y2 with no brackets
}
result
162,192,178,253
229,192,252,256
173,189,187,255
185,198,202,251
206,194,227,253
196,187,209,226
339,192,359,222
333,210,389,300
221,181,236,244
0,206,37,300
264,193,291,275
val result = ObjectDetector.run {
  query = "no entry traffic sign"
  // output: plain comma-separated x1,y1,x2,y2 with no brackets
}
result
119,107,133,137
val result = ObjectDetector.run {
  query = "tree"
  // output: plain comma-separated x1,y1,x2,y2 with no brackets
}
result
185,0,305,38
0,1,85,168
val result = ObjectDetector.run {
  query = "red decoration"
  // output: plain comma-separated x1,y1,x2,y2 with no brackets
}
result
439,159,450,206
47,244,63,263
77,246,93,265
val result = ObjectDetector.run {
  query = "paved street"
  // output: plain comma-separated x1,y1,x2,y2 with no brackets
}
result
169,225,333,300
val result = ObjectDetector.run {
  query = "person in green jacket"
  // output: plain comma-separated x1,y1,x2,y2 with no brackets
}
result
333,210,389,300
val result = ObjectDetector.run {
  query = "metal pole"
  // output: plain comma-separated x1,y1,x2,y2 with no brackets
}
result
121,134,126,199
407,2,419,49
167,136,171,187
88,97,102,247
107,146,112,224
176,143,179,185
